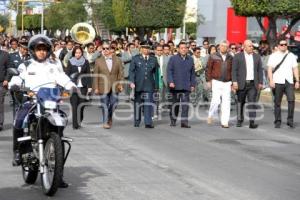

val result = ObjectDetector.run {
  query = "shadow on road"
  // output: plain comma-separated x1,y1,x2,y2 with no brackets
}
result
0,166,106,200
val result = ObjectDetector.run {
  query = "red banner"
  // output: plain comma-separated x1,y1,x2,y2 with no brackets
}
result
227,8,247,44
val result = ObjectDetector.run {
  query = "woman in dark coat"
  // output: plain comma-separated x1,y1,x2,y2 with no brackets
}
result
65,46,92,129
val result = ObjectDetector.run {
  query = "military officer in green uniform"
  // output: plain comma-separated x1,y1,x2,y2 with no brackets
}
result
129,41,160,128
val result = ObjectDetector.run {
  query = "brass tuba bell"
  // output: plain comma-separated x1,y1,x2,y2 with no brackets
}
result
70,23,96,45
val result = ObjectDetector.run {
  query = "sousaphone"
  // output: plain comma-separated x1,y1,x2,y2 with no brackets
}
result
70,22,96,45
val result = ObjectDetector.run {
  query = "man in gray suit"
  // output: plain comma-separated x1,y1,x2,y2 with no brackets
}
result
155,45,170,105
0,49,10,131
232,40,263,129
121,43,139,99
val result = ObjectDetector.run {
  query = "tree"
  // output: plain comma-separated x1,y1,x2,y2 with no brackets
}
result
0,14,9,32
231,0,300,48
94,0,186,39
185,22,197,37
44,0,88,36
16,14,41,33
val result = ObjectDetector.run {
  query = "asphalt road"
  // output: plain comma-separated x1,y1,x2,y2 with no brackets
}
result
0,99,300,200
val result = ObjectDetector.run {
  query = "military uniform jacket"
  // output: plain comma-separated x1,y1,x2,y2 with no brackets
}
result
8,52,30,81
129,54,160,92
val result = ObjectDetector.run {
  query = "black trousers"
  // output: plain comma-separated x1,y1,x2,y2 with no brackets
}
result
274,80,295,124
70,87,88,128
236,81,258,122
169,90,190,124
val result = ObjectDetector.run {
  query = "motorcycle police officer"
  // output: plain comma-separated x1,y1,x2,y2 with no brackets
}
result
9,34,76,188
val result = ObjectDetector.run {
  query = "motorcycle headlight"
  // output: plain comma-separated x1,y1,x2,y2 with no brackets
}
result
43,100,57,109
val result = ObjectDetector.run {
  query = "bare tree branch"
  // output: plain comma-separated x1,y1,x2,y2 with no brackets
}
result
256,16,267,34
279,16,300,39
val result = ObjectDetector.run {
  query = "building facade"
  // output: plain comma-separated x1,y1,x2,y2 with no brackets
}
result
196,0,300,45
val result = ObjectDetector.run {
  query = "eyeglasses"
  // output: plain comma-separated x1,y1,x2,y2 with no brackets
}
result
191,45,196,47
103,47,110,50
279,43,287,46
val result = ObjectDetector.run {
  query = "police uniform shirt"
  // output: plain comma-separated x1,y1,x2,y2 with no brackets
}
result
267,51,298,84
9,58,75,91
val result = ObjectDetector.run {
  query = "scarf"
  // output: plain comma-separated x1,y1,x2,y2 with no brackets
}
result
69,56,85,67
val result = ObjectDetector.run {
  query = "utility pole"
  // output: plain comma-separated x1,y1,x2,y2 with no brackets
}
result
21,0,25,35
41,0,44,34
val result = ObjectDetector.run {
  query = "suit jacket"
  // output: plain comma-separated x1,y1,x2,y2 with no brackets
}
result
93,55,124,94
167,54,196,91
129,54,160,92
156,55,170,86
0,50,10,83
121,51,134,79
65,58,92,89
232,52,263,90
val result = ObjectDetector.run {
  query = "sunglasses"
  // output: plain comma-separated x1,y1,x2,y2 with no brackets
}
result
231,47,236,50
103,47,110,50
279,43,287,46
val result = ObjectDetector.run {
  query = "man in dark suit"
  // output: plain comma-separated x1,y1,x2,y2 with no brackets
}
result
129,41,160,128
167,42,196,128
8,42,30,118
0,49,10,131
232,40,263,129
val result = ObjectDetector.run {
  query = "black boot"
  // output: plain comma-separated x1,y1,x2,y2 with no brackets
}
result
59,178,69,188
12,150,21,166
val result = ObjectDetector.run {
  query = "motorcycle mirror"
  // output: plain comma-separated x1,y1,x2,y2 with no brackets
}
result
70,72,79,80
8,68,20,76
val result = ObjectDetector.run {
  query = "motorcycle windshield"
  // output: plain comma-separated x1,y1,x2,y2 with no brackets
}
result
37,87,61,103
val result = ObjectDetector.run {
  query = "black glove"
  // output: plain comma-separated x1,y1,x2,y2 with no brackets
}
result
10,85,20,92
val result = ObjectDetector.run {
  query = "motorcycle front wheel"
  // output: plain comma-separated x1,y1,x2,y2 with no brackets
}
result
41,132,64,196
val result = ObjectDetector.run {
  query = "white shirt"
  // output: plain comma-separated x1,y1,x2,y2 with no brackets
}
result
9,58,75,92
105,56,113,72
221,53,226,61
244,52,254,80
267,51,298,84
157,55,163,75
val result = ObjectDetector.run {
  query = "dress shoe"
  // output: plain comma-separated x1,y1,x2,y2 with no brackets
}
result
236,121,243,127
207,117,213,125
145,124,154,128
12,151,21,166
275,122,281,128
103,124,111,129
221,124,229,128
73,125,80,130
59,179,69,188
181,124,191,128
287,122,294,128
249,122,258,129
108,118,113,126
170,120,176,127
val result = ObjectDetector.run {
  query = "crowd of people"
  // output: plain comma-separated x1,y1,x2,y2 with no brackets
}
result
0,33,299,132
